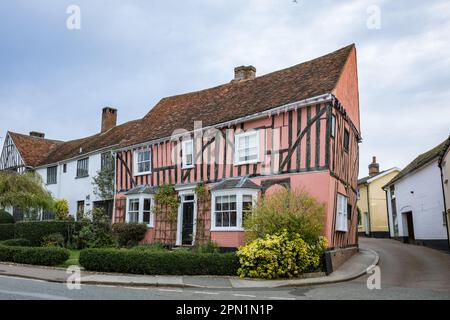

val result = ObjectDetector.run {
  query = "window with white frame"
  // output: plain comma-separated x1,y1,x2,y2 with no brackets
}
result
211,190,258,231
335,193,348,232
234,131,260,165
126,195,154,227
182,139,194,169
47,166,57,185
134,149,152,175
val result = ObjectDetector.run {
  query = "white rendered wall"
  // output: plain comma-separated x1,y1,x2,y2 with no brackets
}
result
389,160,447,240
36,153,104,219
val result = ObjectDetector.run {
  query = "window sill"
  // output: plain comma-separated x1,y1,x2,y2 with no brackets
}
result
134,171,152,177
210,227,244,232
233,160,260,167
75,175,89,179
182,165,195,170
47,183,57,186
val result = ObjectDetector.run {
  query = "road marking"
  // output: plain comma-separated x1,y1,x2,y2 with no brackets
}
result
233,294,257,298
158,288,183,293
124,286,148,290
0,289,71,300
193,291,219,295
96,284,117,288
268,296,296,300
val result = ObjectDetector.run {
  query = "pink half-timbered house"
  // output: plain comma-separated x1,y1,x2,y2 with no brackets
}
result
113,44,361,250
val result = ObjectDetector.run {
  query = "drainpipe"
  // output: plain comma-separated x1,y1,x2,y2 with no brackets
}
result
112,152,118,225
438,163,450,252
384,188,391,238
366,184,371,237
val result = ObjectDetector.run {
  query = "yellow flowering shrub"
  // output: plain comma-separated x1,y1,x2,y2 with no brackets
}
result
236,231,328,279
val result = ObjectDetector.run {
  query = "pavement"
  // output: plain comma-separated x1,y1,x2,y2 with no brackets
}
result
0,248,378,289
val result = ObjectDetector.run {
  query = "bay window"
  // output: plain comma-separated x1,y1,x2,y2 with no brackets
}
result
211,190,258,231
126,195,154,227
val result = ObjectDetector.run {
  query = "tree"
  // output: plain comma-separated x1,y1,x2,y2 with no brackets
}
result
92,152,114,200
243,188,325,245
0,171,54,215
54,199,70,220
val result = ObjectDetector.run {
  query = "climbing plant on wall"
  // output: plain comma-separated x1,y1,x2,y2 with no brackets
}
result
153,184,180,244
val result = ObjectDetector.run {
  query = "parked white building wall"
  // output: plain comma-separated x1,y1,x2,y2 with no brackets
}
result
35,152,104,219
387,160,447,244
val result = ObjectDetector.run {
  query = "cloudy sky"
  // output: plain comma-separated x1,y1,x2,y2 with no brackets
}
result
0,0,449,177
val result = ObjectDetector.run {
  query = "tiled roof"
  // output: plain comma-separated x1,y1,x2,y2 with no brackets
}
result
124,185,158,195
8,44,355,167
358,170,389,185
8,132,63,167
35,119,142,167
120,44,355,147
384,139,449,187
210,176,261,191
438,135,450,166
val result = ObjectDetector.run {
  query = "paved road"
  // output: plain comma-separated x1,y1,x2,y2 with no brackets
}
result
0,238,449,300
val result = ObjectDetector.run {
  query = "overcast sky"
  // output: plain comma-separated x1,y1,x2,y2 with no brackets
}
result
0,0,449,177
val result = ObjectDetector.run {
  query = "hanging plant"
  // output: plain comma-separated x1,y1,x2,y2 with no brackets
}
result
154,184,179,223
195,182,208,201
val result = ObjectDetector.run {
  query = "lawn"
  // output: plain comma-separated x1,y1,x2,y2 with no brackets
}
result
58,250,80,268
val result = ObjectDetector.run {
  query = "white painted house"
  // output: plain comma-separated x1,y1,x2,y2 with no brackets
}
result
383,139,450,251
0,107,138,221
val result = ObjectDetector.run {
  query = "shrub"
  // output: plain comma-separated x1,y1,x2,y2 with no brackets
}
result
80,249,239,276
54,199,69,221
0,224,14,241
77,208,114,248
244,188,325,245
0,209,14,224
0,245,69,266
193,240,220,254
41,233,65,247
112,223,148,247
14,221,83,245
131,242,168,252
0,238,31,247
236,231,328,279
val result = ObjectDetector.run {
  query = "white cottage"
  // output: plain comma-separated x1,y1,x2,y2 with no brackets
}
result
0,107,136,221
383,139,450,251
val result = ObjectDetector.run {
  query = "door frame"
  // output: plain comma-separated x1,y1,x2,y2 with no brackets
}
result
176,189,198,246
403,211,415,242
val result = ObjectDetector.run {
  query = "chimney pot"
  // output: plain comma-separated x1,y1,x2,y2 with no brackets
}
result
30,131,45,139
233,66,256,81
101,107,118,133
368,156,380,177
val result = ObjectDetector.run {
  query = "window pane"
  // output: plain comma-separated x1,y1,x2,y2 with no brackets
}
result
230,211,237,227
223,212,230,227
143,211,150,224
144,199,151,211
215,212,222,227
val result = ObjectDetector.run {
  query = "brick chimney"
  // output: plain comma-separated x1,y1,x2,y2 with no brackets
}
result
101,107,117,133
369,156,380,177
30,131,45,139
233,66,256,81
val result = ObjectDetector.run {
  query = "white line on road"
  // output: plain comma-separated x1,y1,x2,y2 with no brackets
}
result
268,296,296,300
0,275,46,283
193,291,219,295
233,294,257,298
124,286,149,290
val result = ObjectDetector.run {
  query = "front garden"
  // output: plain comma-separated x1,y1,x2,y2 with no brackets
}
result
0,170,330,279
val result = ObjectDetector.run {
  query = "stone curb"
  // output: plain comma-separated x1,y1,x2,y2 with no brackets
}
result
0,249,379,289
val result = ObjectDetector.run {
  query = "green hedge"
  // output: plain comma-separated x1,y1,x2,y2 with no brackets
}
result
0,238,31,247
80,248,239,276
112,223,148,247
0,210,14,224
14,221,83,245
0,224,14,241
0,245,69,266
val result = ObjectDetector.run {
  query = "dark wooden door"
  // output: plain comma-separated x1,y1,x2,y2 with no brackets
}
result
405,212,415,241
182,202,194,245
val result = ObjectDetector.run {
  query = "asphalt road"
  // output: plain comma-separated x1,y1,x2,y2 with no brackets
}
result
0,238,449,300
